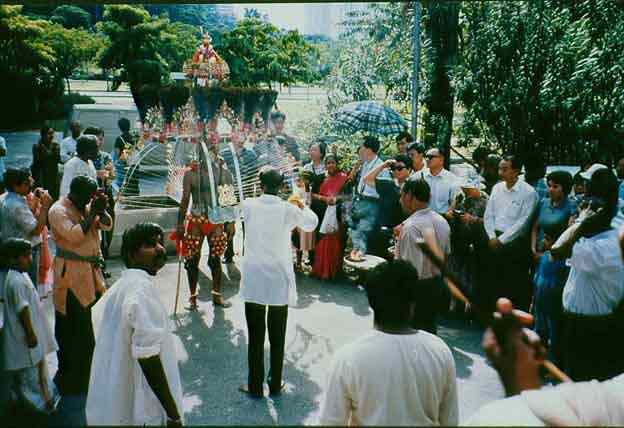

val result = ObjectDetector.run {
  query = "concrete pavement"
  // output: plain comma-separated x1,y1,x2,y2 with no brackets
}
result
41,244,503,425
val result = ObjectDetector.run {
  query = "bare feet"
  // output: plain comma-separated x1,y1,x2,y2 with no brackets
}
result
212,291,232,308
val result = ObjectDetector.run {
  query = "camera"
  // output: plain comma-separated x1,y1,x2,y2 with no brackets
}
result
453,209,465,217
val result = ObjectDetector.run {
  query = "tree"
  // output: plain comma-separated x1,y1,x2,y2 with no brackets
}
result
455,0,624,164
50,5,92,29
144,4,236,39
216,18,319,88
159,22,201,72
97,4,169,119
41,22,99,93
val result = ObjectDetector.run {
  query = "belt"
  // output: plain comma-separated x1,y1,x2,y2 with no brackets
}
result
355,194,379,203
56,248,105,269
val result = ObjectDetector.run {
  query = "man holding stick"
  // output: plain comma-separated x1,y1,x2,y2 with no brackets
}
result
394,179,451,335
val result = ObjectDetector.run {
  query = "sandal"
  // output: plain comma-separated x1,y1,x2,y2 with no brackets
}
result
187,294,198,311
212,291,232,308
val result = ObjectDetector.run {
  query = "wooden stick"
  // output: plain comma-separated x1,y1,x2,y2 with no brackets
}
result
415,241,572,383
173,254,182,316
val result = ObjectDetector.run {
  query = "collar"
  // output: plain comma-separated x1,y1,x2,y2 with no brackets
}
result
425,168,446,178
409,206,432,218
260,194,282,201
503,179,521,193
124,268,153,282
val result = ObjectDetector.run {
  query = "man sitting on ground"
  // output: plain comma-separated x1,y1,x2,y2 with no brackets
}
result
319,259,458,426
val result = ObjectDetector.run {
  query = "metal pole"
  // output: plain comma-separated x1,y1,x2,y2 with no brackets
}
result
411,1,422,139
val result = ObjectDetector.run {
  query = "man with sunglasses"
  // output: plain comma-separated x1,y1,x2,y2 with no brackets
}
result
421,147,461,221
363,154,414,256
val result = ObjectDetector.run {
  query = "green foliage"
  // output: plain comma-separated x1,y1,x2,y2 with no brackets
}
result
144,4,236,37
216,18,320,88
50,5,92,29
40,22,99,92
159,22,201,72
455,0,624,164
98,4,169,92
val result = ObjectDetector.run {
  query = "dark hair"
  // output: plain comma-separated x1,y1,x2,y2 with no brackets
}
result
324,153,339,165
118,117,131,132
39,124,53,142
394,154,413,170
121,222,164,267
4,167,31,191
485,154,501,169
546,170,573,195
365,259,418,325
1,238,32,266
76,135,98,157
402,178,430,203
587,168,619,220
472,147,490,164
362,136,380,154
573,171,586,185
395,131,414,144
259,166,284,194
502,154,523,172
83,126,103,137
69,175,97,197
310,142,326,159
270,111,286,122
407,142,426,155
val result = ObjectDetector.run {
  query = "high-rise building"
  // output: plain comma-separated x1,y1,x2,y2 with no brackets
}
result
303,3,369,39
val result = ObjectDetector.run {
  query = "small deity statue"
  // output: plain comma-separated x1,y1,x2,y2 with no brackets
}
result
192,34,218,64
184,30,230,86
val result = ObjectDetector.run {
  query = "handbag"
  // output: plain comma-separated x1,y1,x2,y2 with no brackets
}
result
320,204,339,234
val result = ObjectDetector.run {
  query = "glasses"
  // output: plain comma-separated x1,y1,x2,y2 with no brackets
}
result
391,165,406,171
426,154,440,160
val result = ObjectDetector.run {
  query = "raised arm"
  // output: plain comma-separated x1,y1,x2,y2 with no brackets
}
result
363,159,393,187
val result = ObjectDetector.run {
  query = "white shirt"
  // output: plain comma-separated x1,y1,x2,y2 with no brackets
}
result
1,269,57,371
357,156,387,198
484,180,538,244
466,374,624,426
60,136,78,164
87,269,184,426
422,169,461,214
239,194,318,306
60,157,97,197
562,229,624,315
319,330,458,426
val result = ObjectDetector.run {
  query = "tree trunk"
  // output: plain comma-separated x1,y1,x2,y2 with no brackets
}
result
423,1,460,170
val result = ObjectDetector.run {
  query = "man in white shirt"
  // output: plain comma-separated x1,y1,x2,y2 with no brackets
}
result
238,167,318,398
347,136,385,261
59,135,98,197
467,298,624,427
407,142,427,178
60,120,82,164
422,147,460,219
319,260,458,426
483,154,538,311
87,223,183,426
550,167,624,382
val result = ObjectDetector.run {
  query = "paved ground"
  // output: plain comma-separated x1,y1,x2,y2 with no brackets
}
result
40,236,503,425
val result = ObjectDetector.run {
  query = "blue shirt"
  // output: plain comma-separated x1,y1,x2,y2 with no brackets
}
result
357,156,388,199
0,192,40,246
534,196,577,251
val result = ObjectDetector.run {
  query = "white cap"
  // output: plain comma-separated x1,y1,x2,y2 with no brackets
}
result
580,163,608,180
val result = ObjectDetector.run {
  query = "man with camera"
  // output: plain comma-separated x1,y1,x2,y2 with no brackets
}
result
48,175,111,395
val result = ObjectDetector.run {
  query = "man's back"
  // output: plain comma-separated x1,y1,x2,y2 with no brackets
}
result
320,330,458,426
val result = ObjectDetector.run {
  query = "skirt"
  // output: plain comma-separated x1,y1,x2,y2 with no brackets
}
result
312,232,343,280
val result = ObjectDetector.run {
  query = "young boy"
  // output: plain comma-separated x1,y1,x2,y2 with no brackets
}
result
0,238,59,418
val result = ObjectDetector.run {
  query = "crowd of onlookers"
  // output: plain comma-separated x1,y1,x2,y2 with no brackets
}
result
1,110,624,425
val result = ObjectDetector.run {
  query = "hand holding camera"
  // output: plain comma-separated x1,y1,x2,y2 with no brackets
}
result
91,189,108,214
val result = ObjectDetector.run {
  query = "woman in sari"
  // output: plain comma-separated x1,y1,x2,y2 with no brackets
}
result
312,154,348,280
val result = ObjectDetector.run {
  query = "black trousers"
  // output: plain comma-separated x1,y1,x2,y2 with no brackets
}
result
244,302,288,395
54,291,97,395
411,276,451,335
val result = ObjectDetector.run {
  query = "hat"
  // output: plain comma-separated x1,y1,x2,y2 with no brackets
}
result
461,174,482,190
580,163,608,180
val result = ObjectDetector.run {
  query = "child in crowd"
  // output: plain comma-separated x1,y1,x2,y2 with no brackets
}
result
0,238,59,420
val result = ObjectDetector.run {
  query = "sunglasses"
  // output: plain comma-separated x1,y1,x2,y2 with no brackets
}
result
425,154,440,160
391,165,406,171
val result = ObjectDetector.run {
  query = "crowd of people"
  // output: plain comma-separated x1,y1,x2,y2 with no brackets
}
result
1,110,624,426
